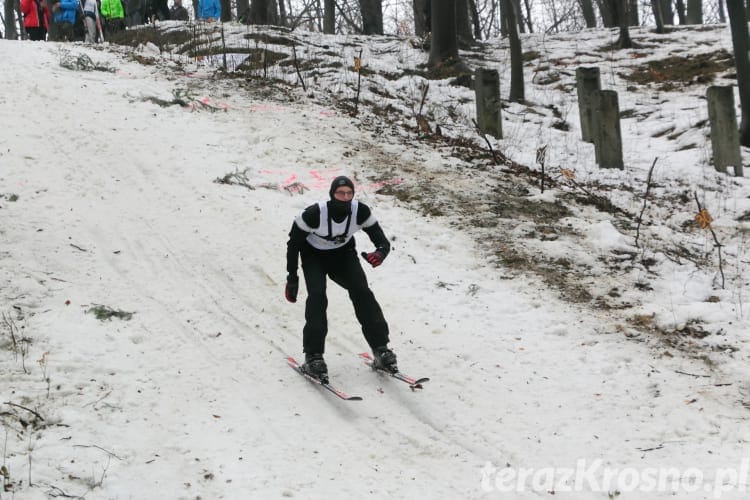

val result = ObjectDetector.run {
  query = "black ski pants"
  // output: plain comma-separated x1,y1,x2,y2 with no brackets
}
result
300,245,389,354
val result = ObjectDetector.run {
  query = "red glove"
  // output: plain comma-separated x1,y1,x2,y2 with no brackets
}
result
285,275,299,303
361,251,385,268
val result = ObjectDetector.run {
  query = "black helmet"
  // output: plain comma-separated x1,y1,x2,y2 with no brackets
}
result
329,176,355,199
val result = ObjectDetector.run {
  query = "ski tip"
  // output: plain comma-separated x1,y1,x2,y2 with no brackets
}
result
347,396,364,401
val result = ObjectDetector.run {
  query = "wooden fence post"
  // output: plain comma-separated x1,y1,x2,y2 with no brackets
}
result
594,90,624,169
475,68,503,139
576,67,601,143
707,85,744,177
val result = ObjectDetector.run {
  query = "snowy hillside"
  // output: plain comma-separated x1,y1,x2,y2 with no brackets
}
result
1,22,749,499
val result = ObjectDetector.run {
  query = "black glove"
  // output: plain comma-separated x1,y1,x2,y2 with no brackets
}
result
285,274,299,303
361,251,385,268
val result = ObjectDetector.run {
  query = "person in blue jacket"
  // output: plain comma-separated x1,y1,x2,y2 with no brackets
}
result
48,0,79,41
197,0,220,21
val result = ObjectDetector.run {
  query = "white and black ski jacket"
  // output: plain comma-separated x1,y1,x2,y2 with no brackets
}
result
286,200,390,275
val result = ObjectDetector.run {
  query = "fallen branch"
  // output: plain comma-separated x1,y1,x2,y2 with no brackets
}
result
472,119,500,165
674,369,711,378
72,444,122,461
292,45,306,92
3,402,44,421
635,157,658,249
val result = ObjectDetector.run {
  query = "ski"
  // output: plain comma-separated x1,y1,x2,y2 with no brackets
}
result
286,356,363,401
359,352,430,390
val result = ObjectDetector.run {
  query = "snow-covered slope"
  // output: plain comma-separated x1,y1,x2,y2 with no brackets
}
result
1,27,749,499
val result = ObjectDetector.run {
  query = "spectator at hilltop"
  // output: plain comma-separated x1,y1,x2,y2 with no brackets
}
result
123,0,144,26
170,0,189,21
81,0,101,43
145,0,170,21
48,0,78,41
197,0,219,21
21,0,50,41
100,0,126,36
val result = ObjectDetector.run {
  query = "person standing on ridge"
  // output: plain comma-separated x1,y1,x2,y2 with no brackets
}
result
285,175,397,384
20,0,50,41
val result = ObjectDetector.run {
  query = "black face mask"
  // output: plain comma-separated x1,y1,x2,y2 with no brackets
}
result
328,199,351,220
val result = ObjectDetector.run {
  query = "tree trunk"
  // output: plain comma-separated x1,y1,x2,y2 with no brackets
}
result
597,0,616,27
456,0,473,46
428,0,469,76
521,0,533,31
251,0,280,24
628,0,638,24
468,0,481,39
686,0,703,23
220,0,232,21
502,0,524,102
238,0,251,22
413,0,429,36
4,0,18,39
278,0,287,25
323,0,335,33
675,0,686,23
616,0,632,48
652,0,665,33
580,0,597,27
510,0,524,33
661,0,673,23
360,0,383,34
726,0,750,146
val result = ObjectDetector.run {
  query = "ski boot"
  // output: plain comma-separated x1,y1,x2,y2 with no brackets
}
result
372,346,398,373
301,353,329,384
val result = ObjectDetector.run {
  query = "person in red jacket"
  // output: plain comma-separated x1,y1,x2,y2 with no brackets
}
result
21,0,50,41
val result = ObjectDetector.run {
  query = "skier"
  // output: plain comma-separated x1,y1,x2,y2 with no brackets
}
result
285,176,397,383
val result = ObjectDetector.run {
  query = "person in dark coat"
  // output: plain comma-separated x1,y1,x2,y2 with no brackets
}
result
123,0,144,26
169,0,188,20
285,176,397,383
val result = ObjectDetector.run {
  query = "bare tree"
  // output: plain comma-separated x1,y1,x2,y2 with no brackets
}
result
628,0,638,24
597,0,616,26
652,0,666,32
428,0,469,76
413,0,429,36
675,0,687,23
360,0,383,34
468,0,481,38
323,0,335,32
456,0,474,45
580,0,597,27
250,0,280,24
221,0,232,21
238,0,251,22
726,0,750,145
5,0,18,39
502,0,524,101
686,0,703,22
278,0,287,24
615,0,632,47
